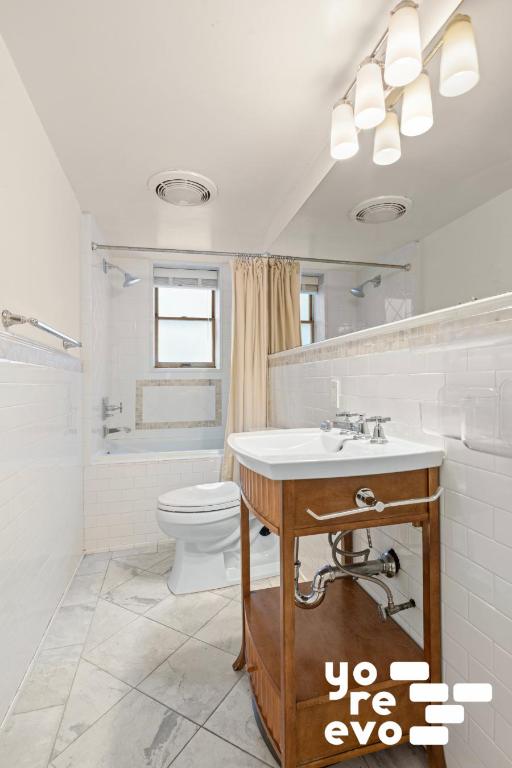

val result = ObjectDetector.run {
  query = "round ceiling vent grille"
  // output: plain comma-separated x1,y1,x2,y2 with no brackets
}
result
349,195,412,224
147,170,217,207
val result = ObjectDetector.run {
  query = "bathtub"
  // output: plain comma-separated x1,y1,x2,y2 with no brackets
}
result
84,441,224,553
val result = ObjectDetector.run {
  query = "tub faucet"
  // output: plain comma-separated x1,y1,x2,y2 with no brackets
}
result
103,425,131,438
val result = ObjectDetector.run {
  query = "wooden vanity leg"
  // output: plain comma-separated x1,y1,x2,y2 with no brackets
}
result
280,497,297,768
423,468,447,768
233,494,250,671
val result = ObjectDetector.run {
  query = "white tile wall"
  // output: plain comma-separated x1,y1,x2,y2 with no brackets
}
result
84,453,222,552
0,340,83,725
106,255,231,448
269,338,512,768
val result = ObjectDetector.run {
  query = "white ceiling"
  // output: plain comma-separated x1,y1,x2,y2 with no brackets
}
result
273,0,512,263
0,0,506,260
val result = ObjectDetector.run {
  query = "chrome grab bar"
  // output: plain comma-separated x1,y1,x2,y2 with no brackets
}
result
2,309,82,350
306,486,443,521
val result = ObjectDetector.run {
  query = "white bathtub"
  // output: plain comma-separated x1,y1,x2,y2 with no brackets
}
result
85,443,224,552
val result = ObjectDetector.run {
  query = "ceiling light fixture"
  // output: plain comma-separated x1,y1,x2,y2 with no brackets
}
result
354,57,386,130
439,14,480,97
384,0,422,87
401,71,433,136
330,99,359,159
373,110,401,166
329,3,479,167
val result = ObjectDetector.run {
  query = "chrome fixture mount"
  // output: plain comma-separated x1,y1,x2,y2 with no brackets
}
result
1,309,82,350
350,274,382,298
102,258,141,287
92,242,410,272
102,397,123,420
369,415,391,444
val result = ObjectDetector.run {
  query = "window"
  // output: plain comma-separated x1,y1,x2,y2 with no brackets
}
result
154,281,216,368
300,292,314,345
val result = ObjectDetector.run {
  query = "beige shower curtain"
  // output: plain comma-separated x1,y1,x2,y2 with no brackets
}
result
222,256,300,480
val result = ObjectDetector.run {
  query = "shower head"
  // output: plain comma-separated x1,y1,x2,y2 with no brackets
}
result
103,258,141,288
350,274,381,299
122,272,142,287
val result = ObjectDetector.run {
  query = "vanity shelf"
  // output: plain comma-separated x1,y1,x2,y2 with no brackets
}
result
234,462,446,768
245,580,426,764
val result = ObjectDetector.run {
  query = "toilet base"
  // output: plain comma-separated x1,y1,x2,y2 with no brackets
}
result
167,533,279,594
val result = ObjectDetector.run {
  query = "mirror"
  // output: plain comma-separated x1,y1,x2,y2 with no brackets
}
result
271,0,512,342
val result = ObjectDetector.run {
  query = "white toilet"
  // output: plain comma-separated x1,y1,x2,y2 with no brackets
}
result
156,481,279,594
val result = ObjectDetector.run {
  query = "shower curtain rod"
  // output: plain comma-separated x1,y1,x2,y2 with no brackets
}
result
91,243,410,271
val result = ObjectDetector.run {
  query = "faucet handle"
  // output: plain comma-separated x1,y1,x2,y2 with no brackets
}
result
367,416,391,444
336,411,358,418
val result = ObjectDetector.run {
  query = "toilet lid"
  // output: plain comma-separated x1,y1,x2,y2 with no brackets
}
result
158,481,240,513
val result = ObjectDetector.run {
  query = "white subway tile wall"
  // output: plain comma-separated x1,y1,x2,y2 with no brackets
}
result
269,338,512,768
84,454,223,552
0,348,83,724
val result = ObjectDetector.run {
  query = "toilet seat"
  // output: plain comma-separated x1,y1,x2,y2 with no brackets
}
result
157,481,240,516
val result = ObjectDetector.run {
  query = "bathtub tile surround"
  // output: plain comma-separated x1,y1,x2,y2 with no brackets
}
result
135,378,222,430
84,451,222,552
268,293,512,768
0,544,425,768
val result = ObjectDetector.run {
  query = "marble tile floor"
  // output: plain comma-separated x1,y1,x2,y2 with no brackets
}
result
0,542,427,768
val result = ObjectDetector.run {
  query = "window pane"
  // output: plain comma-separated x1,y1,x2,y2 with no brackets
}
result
157,286,213,318
301,323,312,346
158,319,213,363
300,293,310,321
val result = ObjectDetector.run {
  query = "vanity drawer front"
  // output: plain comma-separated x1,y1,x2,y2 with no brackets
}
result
291,468,433,532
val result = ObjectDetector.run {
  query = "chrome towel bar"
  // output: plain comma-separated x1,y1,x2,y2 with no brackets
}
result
306,486,443,521
2,309,82,350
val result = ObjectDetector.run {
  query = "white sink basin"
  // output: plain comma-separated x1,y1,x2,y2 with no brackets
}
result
227,428,444,480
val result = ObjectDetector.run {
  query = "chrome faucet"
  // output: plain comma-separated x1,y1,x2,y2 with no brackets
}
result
333,412,371,439
367,416,391,444
103,425,131,438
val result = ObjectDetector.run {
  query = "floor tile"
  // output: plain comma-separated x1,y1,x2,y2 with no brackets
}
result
15,645,82,713
194,600,242,655
62,573,104,608
53,659,130,756
51,689,197,768
102,570,170,613
83,598,138,653
147,553,175,575
170,728,268,768
364,744,427,767
114,550,174,572
145,590,230,635
205,675,277,766
138,637,239,724
76,553,111,577
0,706,64,768
100,560,142,594
83,615,187,685
111,544,157,558
44,604,95,650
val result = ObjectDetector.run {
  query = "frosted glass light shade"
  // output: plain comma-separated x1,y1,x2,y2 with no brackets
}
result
354,59,386,130
373,111,401,166
384,1,422,87
330,100,359,160
440,15,479,97
401,72,433,136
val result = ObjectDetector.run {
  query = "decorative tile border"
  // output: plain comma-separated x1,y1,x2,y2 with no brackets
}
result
268,293,512,368
135,378,222,430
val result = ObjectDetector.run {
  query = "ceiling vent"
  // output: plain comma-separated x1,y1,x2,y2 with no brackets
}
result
147,170,217,207
349,195,412,224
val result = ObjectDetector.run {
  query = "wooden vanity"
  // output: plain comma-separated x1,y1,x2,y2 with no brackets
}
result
233,464,446,768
